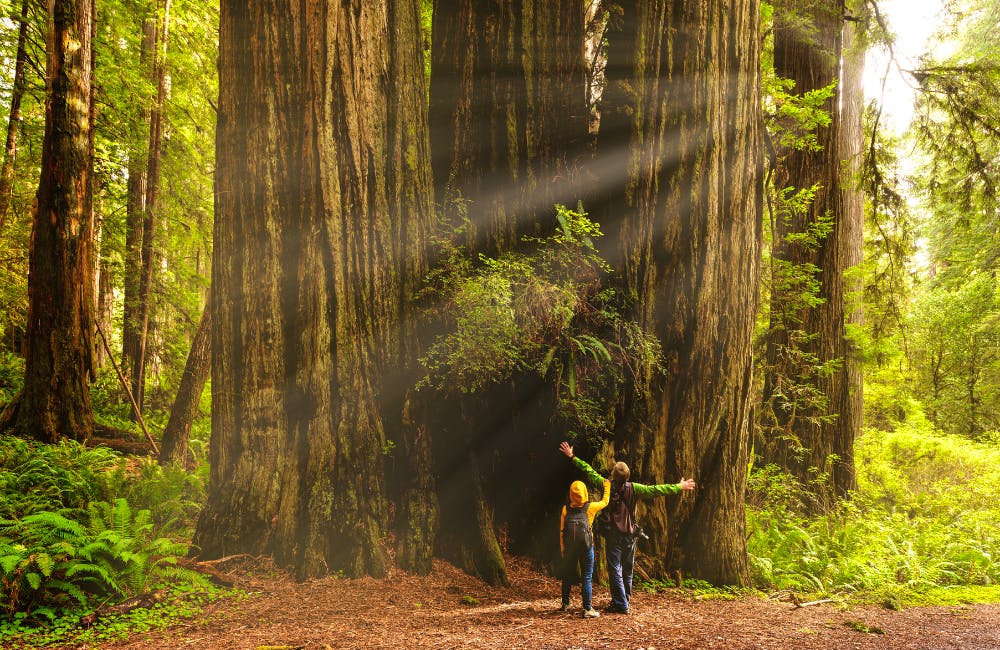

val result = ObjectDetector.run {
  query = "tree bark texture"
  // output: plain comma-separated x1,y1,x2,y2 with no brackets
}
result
196,0,430,580
89,0,105,371
435,439,509,586
597,0,762,586
383,0,438,575
0,0,96,443
762,0,859,500
836,2,865,493
429,0,589,258
427,0,590,584
158,297,210,467
0,0,31,232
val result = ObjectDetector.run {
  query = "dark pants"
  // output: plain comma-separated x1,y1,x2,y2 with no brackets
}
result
560,545,595,610
605,532,636,612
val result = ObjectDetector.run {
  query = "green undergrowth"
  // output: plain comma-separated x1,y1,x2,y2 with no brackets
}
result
855,584,1000,610
0,584,238,650
642,577,762,602
747,415,1000,608
0,582,241,648
0,434,223,647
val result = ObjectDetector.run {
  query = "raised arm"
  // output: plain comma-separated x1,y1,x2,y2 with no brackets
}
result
558,441,604,488
587,478,611,519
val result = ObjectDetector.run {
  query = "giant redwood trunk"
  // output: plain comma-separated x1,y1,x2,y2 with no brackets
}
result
0,0,96,443
194,0,430,580
384,0,437,576
427,0,590,585
597,0,761,585
761,0,859,501
429,0,589,257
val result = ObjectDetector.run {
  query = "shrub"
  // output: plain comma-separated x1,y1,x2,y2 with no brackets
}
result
0,499,196,620
419,204,661,444
0,436,125,520
747,425,1000,600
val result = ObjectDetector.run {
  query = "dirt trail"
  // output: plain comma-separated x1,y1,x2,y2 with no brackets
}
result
102,558,1000,649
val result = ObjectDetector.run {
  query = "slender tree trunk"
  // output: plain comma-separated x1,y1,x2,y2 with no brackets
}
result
0,0,96,443
158,297,211,467
89,0,106,371
598,0,762,586
95,251,113,369
0,0,31,232
195,0,430,580
131,0,171,415
121,18,154,408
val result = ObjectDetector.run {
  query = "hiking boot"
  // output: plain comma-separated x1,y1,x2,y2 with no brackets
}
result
558,603,570,612
583,608,601,619
603,605,630,615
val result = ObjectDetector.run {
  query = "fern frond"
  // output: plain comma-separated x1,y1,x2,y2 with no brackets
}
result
21,512,85,538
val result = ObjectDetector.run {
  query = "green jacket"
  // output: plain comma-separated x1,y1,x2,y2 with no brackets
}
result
571,456,682,498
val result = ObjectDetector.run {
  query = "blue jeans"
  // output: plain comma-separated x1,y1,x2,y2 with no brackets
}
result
605,533,635,611
561,545,595,610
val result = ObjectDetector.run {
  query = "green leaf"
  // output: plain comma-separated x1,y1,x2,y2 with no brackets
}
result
35,552,55,577
578,335,611,363
25,571,42,590
541,346,558,373
1,552,25,574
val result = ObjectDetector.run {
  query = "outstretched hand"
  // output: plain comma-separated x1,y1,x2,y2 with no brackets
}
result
678,477,696,491
558,441,573,459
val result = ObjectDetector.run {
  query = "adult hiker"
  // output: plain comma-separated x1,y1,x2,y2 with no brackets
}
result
558,471,610,618
559,440,696,615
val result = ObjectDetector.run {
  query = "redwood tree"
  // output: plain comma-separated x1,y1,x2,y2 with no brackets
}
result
837,1,866,495
760,0,863,501
0,0,97,443
121,16,154,411
597,0,762,585
383,0,437,576
194,0,432,580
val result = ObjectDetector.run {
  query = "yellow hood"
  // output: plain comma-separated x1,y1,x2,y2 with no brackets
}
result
568,480,589,508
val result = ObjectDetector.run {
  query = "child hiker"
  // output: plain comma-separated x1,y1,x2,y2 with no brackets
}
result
558,467,610,618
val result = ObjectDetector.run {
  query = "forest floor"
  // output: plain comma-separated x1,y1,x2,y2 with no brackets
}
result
96,556,1000,650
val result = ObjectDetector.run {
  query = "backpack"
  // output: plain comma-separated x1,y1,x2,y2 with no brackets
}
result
595,481,637,537
562,505,594,553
